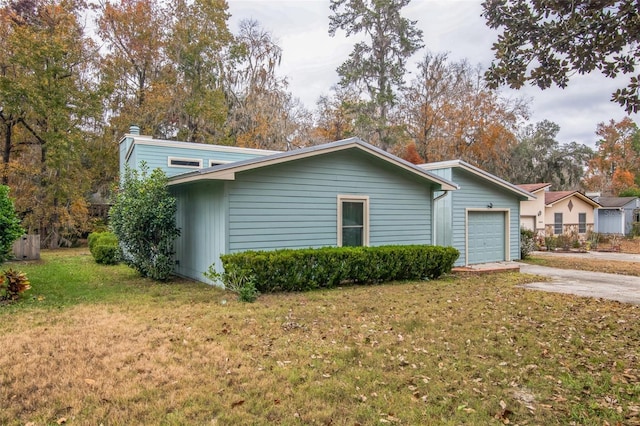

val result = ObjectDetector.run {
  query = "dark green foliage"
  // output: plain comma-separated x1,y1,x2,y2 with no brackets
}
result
505,120,593,190
0,185,24,264
482,0,640,113
109,164,180,280
619,188,640,197
88,231,120,265
329,0,423,149
0,268,31,301
520,228,535,259
211,245,459,294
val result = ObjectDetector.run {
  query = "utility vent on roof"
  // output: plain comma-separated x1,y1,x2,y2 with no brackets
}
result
168,157,202,168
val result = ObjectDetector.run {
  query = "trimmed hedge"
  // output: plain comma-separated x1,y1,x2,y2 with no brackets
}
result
88,232,120,265
216,245,459,293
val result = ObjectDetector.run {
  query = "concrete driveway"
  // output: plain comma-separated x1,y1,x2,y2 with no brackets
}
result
518,260,640,305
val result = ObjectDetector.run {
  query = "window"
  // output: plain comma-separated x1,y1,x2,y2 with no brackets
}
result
337,195,369,247
578,212,586,233
168,157,202,168
554,212,563,235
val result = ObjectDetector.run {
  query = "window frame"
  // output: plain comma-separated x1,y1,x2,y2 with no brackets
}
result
337,195,369,247
554,212,563,235
578,212,587,233
168,156,203,169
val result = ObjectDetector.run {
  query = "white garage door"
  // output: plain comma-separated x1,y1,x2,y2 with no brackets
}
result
468,211,506,264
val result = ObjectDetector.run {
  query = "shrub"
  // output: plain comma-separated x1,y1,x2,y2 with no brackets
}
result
88,232,120,265
520,228,535,259
0,268,31,301
556,234,572,251
208,245,459,294
205,268,259,302
0,185,24,264
109,164,180,280
545,236,558,251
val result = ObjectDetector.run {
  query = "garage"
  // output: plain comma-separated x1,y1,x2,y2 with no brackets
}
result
467,211,506,264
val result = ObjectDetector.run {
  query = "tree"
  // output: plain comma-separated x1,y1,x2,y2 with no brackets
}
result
329,0,423,150
482,0,640,113
96,0,170,137
165,0,233,143
225,19,306,150
583,117,640,195
505,120,593,189
398,52,528,176
109,164,180,281
0,185,23,263
1,0,101,248
313,85,361,143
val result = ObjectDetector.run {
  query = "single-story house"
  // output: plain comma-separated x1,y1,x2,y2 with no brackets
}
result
516,183,551,234
419,160,534,266
516,184,601,238
120,128,459,284
592,196,640,235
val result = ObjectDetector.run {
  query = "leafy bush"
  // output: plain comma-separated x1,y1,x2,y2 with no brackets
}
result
88,232,120,265
209,245,459,294
520,228,535,259
544,236,558,251
205,268,259,302
0,268,31,301
0,185,24,264
556,234,572,251
109,164,180,280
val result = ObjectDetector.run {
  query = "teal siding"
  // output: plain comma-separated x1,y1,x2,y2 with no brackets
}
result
125,143,271,177
133,144,267,177
227,151,434,252
430,168,453,247
172,181,227,284
450,169,521,265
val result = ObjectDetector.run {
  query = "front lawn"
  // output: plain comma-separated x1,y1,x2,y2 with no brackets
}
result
524,254,640,277
1,250,639,425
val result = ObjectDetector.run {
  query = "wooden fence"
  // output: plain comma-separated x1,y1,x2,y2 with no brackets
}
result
11,235,40,261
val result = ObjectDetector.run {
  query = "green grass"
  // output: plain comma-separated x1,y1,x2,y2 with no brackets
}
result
1,249,639,425
3,248,220,310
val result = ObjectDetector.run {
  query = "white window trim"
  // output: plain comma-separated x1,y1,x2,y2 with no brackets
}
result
168,156,203,169
209,159,232,167
337,195,370,247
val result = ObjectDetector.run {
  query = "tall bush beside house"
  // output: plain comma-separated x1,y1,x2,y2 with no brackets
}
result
109,164,180,280
0,185,24,264
520,228,535,259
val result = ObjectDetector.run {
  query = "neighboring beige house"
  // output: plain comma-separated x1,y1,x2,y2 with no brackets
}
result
517,183,551,235
517,184,601,238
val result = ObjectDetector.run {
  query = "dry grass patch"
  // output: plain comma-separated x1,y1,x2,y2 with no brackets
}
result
1,251,640,425
525,254,640,276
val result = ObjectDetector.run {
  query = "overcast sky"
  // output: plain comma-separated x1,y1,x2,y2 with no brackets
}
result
227,0,638,148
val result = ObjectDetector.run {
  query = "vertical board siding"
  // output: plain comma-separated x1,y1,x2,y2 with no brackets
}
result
597,209,623,234
172,181,227,284
430,168,453,247
227,151,434,252
450,169,521,266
